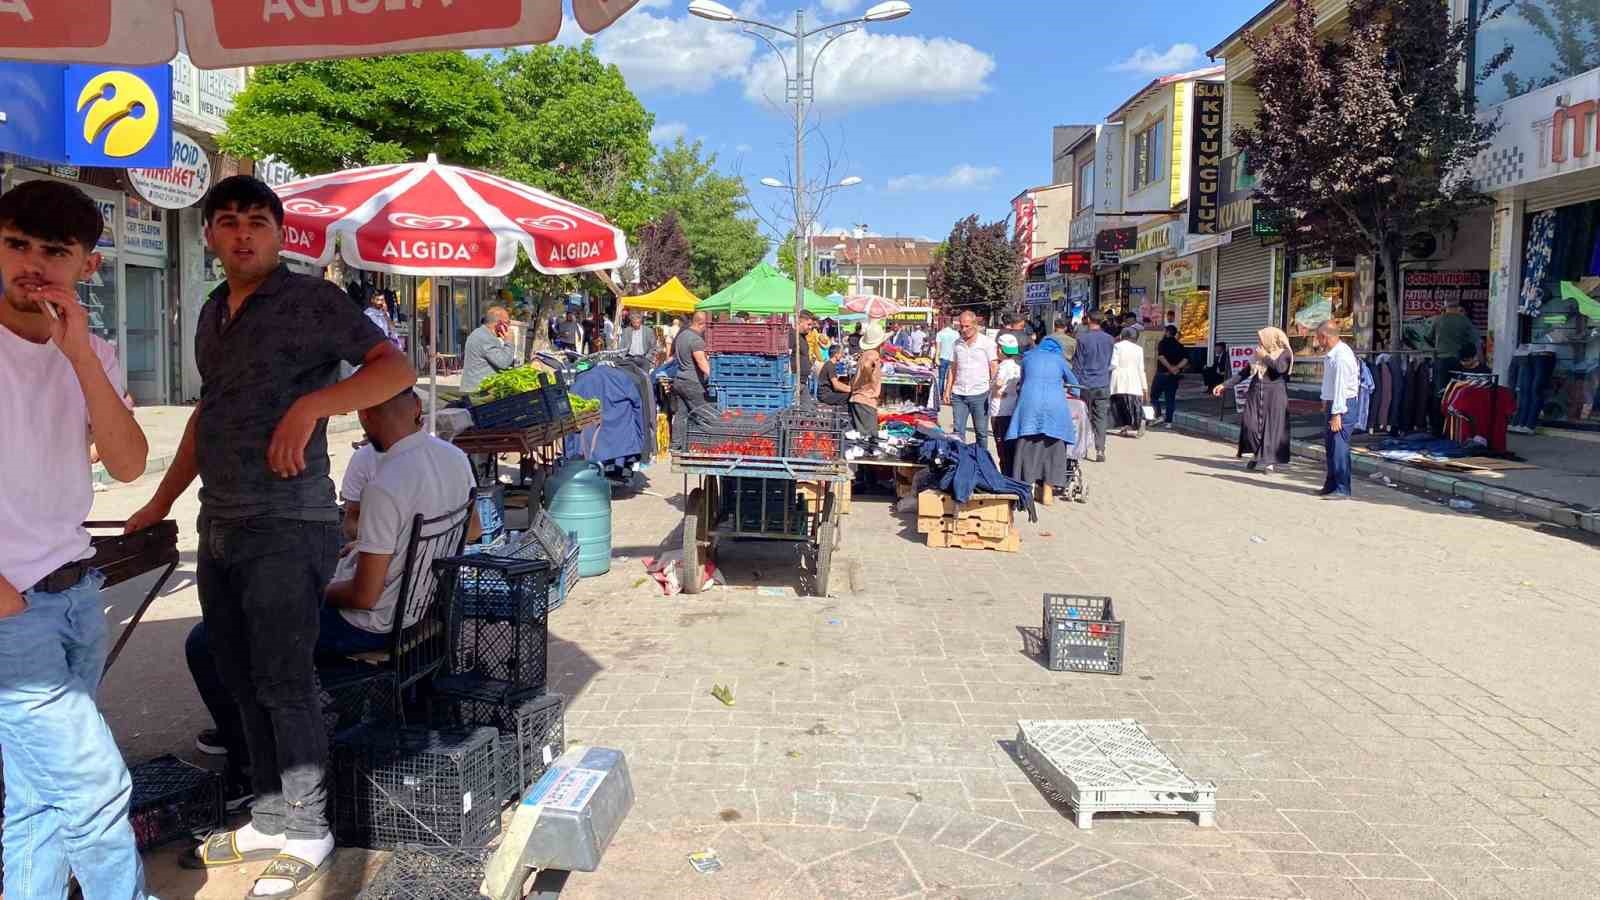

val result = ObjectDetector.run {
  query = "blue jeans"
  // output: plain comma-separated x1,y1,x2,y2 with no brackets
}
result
934,360,951,408
951,392,992,450
1323,414,1353,496
1510,353,1556,429
0,570,147,899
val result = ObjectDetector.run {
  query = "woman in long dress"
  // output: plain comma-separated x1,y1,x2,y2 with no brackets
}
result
1005,336,1081,495
1109,327,1149,437
1213,326,1293,471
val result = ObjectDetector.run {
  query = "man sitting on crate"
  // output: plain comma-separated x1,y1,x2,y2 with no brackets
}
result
0,179,152,898
184,390,479,803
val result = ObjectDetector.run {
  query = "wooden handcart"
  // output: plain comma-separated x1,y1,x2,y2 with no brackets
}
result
668,453,850,596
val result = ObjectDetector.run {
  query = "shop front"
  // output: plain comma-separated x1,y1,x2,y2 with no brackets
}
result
1119,218,1180,327
1473,66,1600,428
1285,254,1357,357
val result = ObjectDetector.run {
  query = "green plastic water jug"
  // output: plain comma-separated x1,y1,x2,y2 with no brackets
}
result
546,459,613,576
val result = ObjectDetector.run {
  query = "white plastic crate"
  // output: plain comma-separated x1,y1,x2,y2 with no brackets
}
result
1017,718,1216,830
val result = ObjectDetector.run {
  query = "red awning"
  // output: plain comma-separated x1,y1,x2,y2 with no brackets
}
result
0,0,640,69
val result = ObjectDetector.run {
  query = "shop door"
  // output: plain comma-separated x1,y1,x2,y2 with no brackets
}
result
124,266,166,405
1213,238,1274,348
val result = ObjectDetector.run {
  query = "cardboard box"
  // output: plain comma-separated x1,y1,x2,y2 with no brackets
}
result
926,525,1019,552
916,490,1014,523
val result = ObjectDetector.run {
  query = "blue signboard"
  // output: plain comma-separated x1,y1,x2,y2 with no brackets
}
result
0,62,172,168
64,65,173,167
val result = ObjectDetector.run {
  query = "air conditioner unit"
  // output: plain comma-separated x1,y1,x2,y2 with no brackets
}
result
1402,229,1453,262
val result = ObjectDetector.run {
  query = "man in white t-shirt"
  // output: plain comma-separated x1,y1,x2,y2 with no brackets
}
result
0,179,151,897
324,389,478,645
942,311,999,451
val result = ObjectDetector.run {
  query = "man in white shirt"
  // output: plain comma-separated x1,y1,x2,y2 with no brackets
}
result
1316,321,1360,499
908,325,928,357
943,311,1000,451
325,389,478,644
0,179,151,897
933,319,960,407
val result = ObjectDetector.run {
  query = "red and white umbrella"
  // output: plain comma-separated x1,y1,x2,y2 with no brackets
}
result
274,155,627,277
0,0,642,69
843,294,901,320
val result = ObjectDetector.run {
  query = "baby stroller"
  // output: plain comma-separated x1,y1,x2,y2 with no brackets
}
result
1061,388,1091,503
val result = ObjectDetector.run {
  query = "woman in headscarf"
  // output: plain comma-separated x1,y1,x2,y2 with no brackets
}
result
1005,335,1081,498
1213,326,1293,471
1110,326,1150,437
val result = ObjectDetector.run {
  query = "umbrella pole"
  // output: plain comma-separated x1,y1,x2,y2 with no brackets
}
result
428,298,438,434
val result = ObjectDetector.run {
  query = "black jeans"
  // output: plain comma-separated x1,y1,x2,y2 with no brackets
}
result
197,515,338,839
1151,373,1181,423
1081,386,1110,454
671,377,710,445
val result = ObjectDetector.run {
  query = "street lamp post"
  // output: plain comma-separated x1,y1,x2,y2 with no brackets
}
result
690,1,911,384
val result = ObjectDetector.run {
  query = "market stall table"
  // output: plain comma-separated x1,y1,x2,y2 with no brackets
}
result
849,456,927,500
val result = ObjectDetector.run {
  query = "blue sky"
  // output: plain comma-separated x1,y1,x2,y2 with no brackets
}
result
569,0,1271,242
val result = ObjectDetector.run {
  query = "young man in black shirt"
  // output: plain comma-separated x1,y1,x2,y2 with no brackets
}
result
1152,325,1189,426
127,176,414,895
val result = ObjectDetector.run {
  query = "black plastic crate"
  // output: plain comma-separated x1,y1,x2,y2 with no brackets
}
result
719,476,809,536
437,554,552,624
332,725,501,851
451,618,548,692
781,405,849,461
358,845,493,899
128,755,224,850
432,674,567,804
321,663,399,739
1042,594,1124,675
681,408,781,456
467,382,572,430
710,353,797,389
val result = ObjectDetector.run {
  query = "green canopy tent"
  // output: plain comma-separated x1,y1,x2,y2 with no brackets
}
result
697,262,840,317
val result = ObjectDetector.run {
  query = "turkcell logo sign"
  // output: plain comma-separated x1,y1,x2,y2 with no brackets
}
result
63,65,172,168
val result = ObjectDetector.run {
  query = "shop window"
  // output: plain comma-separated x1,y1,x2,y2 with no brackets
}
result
1131,120,1165,190
1077,159,1095,210
1287,271,1356,356
1520,200,1600,423
1475,0,1600,107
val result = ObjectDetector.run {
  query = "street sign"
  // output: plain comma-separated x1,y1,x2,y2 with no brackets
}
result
1252,206,1285,238
0,61,66,162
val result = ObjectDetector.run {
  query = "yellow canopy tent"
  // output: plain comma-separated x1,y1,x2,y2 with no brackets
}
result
620,277,700,315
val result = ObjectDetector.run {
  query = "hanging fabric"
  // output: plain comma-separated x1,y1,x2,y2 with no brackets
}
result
1520,210,1556,316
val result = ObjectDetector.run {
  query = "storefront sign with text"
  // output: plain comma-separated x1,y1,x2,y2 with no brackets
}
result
1187,80,1225,234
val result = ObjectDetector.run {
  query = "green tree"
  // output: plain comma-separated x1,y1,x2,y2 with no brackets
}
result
637,211,693,293
646,139,769,296
488,42,657,342
220,52,505,174
927,216,1017,318
814,274,852,297
1234,0,1501,351
774,236,848,295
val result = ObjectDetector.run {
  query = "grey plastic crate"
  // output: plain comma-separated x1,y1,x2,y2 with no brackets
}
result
1041,594,1123,675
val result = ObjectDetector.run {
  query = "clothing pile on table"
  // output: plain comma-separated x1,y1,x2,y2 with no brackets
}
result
916,431,1038,523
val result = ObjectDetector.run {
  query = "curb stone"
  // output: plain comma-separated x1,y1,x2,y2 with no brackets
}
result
1172,410,1600,536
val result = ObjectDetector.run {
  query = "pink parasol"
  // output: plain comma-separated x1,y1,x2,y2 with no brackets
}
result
843,294,901,320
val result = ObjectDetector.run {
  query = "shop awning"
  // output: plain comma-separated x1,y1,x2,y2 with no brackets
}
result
620,277,699,314
698,263,840,316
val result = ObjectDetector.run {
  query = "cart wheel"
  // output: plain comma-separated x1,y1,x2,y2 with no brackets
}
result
683,487,706,594
814,522,835,597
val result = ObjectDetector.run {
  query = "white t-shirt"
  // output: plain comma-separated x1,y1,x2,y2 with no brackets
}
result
0,326,126,591
950,333,998,396
343,431,475,635
341,444,381,504
993,358,1022,416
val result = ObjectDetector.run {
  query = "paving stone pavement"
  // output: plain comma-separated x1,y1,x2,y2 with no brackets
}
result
92,427,1600,898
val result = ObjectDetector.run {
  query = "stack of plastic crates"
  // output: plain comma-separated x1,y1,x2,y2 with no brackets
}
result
705,320,795,413
128,755,224,850
432,675,566,805
320,662,400,741
438,554,552,692
331,725,501,850
357,846,494,899
465,372,571,430
719,476,810,537
530,509,580,610
681,408,782,457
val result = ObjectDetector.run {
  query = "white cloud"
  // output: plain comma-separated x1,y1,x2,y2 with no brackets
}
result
591,10,757,93
886,164,1001,193
735,143,754,153
650,121,690,143
1107,43,1206,75
744,30,994,110
818,0,863,12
